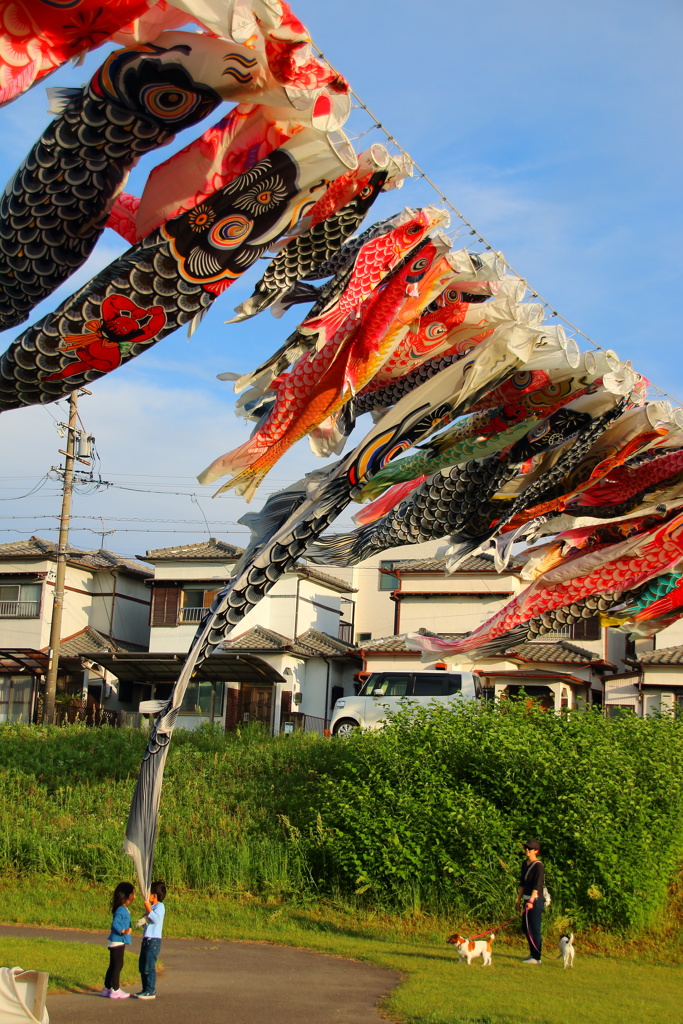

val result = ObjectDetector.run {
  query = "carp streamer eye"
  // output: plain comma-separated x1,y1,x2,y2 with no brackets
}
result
209,214,253,249
140,85,200,121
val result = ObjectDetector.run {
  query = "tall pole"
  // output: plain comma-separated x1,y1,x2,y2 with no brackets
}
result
43,390,79,724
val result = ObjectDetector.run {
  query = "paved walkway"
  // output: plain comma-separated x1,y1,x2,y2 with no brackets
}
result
0,925,400,1024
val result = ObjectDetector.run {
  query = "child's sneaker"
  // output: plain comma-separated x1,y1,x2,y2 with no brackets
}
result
100,988,111,997
136,992,156,1000
109,989,131,999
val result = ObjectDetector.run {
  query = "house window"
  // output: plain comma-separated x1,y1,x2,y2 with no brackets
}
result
605,704,635,718
572,615,601,641
0,582,41,618
378,561,400,591
338,620,353,644
151,586,180,627
357,632,372,643
179,586,222,623
179,681,225,716
0,676,34,722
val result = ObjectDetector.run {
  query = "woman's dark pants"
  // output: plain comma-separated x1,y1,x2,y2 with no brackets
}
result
522,896,544,958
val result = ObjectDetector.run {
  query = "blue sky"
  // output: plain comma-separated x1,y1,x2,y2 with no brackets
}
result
0,0,681,559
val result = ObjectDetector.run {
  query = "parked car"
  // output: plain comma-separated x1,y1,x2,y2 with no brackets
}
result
330,669,478,737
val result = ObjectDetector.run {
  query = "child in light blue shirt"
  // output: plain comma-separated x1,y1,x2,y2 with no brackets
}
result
136,880,166,1000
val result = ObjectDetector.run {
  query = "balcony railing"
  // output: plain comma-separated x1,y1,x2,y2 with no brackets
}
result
0,600,40,618
179,606,208,623
528,629,571,642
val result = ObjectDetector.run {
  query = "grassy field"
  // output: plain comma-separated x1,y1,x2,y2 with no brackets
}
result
0,878,681,1023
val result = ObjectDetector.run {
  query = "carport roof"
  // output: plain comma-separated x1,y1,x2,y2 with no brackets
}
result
82,651,285,684
0,649,50,674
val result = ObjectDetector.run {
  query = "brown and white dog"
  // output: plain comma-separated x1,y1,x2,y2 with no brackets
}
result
447,933,494,966
558,933,575,968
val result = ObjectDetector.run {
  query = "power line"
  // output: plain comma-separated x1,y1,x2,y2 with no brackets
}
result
0,475,50,501
0,514,244,524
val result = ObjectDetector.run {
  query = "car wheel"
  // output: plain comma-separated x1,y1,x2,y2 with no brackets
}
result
333,718,359,738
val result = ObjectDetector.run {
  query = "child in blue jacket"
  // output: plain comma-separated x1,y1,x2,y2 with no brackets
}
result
103,882,135,999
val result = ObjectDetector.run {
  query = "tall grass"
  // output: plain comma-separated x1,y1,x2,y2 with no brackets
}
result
1,705,683,932
0,721,319,895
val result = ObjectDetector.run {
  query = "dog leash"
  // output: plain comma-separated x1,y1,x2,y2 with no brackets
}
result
465,915,518,941
522,905,566,960
462,909,567,962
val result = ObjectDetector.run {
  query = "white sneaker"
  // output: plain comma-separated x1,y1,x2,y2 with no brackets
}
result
109,989,131,999
522,957,541,964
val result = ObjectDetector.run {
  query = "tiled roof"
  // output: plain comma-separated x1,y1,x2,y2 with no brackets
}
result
505,641,604,666
361,632,465,653
142,538,243,562
360,634,603,665
0,536,151,577
56,627,145,657
639,645,683,666
223,625,358,659
295,565,356,593
290,628,359,658
393,554,520,575
224,626,290,652
138,542,353,591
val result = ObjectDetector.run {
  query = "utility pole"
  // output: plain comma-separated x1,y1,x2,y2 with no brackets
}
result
43,390,79,724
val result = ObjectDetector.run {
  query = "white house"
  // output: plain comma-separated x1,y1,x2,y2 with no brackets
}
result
85,539,360,734
355,632,614,711
0,536,151,722
347,549,631,712
602,646,683,718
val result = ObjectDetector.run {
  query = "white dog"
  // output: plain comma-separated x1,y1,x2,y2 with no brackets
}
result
447,933,494,966
558,933,575,968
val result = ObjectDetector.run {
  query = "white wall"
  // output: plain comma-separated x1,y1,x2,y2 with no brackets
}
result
604,676,639,709
651,619,683,648
111,573,151,647
349,540,445,641
152,563,236,583
149,568,346,653
642,663,683,688
397,593,513,635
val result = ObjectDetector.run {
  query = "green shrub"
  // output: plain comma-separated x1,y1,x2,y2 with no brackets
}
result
1,704,682,932
293,700,683,929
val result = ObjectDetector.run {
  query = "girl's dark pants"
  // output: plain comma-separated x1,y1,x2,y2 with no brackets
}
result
139,937,162,994
105,946,125,990
522,896,544,958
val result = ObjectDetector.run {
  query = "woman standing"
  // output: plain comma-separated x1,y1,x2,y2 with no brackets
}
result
516,838,545,964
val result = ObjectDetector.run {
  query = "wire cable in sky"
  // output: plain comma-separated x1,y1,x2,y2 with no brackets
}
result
0,474,50,501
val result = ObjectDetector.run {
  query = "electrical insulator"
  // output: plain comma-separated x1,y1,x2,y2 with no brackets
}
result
78,434,93,458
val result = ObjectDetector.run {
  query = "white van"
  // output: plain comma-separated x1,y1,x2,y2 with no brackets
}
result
330,669,478,737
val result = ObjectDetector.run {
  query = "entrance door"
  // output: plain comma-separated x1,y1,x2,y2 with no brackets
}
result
239,685,272,729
